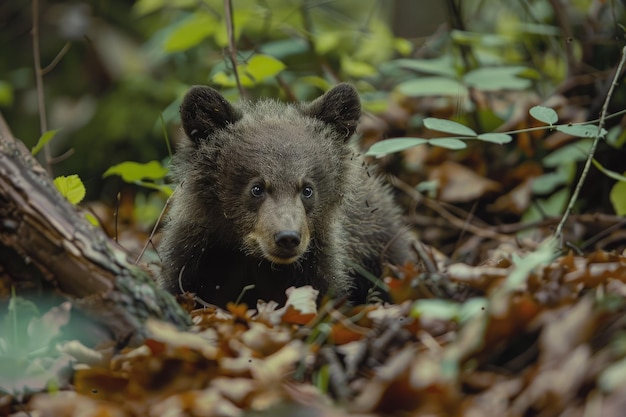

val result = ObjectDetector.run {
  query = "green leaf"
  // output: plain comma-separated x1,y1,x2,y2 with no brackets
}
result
592,160,626,182
531,166,573,194
365,138,428,157
53,175,86,205
85,212,100,227
260,38,309,59
411,299,461,321
31,129,60,156
522,188,570,223
427,138,467,149
556,124,607,138
529,106,558,125
245,54,286,80
610,178,626,215
476,133,513,144
341,56,377,78
0,80,14,106
542,139,593,167
103,160,169,183
424,118,477,136
393,56,456,78
463,66,531,91
163,13,217,52
396,77,468,97
314,32,341,55
213,54,286,87
393,38,413,56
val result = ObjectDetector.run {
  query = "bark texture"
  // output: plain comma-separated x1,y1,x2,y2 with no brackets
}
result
0,113,190,344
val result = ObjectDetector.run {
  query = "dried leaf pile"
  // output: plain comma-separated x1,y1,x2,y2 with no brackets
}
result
9,242,625,417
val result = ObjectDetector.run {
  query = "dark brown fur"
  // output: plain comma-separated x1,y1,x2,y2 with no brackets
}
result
158,84,414,307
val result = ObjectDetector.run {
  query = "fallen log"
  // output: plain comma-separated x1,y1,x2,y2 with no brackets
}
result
0,112,190,344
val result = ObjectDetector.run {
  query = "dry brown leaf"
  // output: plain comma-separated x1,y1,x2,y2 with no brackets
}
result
429,160,501,203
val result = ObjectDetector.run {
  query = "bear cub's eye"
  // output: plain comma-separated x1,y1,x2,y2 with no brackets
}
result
302,186,314,199
250,184,265,198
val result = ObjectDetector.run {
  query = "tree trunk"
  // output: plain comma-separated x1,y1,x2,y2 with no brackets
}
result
0,113,190,344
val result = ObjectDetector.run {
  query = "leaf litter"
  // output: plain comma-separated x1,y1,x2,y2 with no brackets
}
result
5,243,623,417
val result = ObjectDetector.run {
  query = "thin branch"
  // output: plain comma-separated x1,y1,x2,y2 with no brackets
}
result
31,0,52,175
547,0,577,77
135,187,175,264
554,46,626,242
224,0,247,99
41,41,72,75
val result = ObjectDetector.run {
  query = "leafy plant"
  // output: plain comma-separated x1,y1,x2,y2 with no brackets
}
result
0,295,74,399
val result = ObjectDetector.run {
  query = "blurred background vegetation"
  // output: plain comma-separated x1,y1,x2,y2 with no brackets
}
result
1,0,625,254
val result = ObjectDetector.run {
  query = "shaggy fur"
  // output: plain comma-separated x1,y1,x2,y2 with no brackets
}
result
158,84,414,307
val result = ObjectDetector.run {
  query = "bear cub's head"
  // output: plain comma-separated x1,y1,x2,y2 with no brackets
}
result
177,84,361,266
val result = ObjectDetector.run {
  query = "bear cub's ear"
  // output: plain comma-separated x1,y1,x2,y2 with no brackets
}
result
302,83,361,140
180,86,242,143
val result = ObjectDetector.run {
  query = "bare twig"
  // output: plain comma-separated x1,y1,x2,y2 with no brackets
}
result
31,0,52,174
135,187,175,264
390,176,513,243
547,0,577,77
224,0,247,99
41,42,72,75
554,46,626,243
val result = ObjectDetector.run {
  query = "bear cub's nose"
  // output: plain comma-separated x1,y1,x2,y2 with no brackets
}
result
275,230,301,249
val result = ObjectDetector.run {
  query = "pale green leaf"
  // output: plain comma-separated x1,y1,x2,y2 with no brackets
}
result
599,355,626,392
543,139,593,167
411,299,460,321
393,56,456,78
397,77,468,97
424,118,477,136
529,106,558,125
53,175,86,205
341,56,377,78
556,124,607,138
476,133,513,144
365,138,428,157
531,166,573,194
103,160,168,183
609,179,626,215
32,129,60,156
260,38,309,59
427,138,467,149
463,66,531,91
163,13,217,52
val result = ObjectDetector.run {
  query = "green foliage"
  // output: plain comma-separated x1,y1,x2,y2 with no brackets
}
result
463,66,533,91
0,80,13,107
397,77,468,97
0,295,72,398
366,117,513,157
31,129,59,156
103,160,172,196
162,12,219,53
53,175,86,205
213,55,286,87
424,118,477,136
529,106,558,125
609,178,626,216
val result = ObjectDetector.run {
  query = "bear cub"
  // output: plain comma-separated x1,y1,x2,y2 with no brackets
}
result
158,83,414,307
